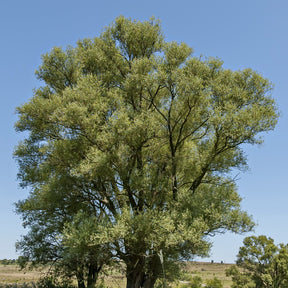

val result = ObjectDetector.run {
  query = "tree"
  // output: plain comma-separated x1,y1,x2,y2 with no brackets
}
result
14,16,278,288
226,264,254,288
227,235,288,288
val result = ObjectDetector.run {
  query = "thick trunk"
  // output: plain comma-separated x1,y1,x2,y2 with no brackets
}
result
126,272,157,288
125,255,146,288
142,277,157,288
126,265,145,288
76,270,86,288
125,254,160,288
87,264,100,288
142,254,161,288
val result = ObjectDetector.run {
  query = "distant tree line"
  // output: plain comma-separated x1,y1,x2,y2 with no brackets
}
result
0,258,17,265
0,256,29,266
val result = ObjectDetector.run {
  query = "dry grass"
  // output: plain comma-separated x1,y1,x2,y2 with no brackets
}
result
181,262,233,288
0,262,234,287
0,264,45,284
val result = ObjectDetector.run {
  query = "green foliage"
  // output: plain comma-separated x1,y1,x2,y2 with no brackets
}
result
226,265,254,288
0,277,75,288
205,277,223,288
228,235,288,288
14,16,278,287
173,276,203,288
0,280,75,288
0,259,17,265
35,277,75,288
187,276,203,288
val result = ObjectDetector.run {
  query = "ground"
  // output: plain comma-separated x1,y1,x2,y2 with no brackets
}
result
0,262,234,287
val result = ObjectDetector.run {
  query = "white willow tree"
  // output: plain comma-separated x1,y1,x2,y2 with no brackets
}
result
15,17,278,288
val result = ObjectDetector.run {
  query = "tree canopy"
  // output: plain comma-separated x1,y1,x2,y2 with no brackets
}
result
14,16,278,288
227,235,288,288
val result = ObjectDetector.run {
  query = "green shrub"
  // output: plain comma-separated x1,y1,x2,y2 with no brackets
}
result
0,284,35,288
36,277,75,288
189,276,203,288
173,275,203,288
206,277,223,288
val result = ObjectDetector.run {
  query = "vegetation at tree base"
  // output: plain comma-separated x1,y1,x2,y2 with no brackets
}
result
226,235,288,288
0,277,75,288
14,16,278,288
0,261,231,287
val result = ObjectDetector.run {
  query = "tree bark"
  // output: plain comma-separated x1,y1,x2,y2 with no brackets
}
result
87,263,100,288
126,272,157,288
76,269,86,288
125,255,146,288
142,277,157,288
126,265,144,288
125,253,160,288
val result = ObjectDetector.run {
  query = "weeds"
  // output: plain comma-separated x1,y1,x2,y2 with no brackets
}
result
0,279,75,288
0,283,35,288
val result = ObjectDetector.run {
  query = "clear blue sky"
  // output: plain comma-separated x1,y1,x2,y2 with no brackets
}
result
1,0,287,263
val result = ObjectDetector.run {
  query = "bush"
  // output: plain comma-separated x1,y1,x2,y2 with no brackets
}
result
173,276,203,288
206,277,223,288
0,283,35,288
36,277,75,288
189,276,203,288
0,281,75,288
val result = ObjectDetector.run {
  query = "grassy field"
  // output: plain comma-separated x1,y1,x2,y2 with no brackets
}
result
181,262,233,288
0,262,234,287
0,264,44,284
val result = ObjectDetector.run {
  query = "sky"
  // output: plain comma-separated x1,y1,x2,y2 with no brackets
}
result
0,0,287,263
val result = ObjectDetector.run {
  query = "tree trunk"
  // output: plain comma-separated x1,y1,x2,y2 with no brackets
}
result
76,269,86,288
126,267,145,288
142,254,161,288
125,256,146,288
125,254,160,288
87,264,100,288
142,277,157,288
126,272,157,288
